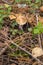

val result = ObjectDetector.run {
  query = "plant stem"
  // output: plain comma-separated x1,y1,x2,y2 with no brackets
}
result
41,0,43,5
38,34,42,48
36,13,42,49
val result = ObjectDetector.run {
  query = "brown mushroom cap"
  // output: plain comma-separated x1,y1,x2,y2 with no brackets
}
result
40,6,43,12
16,13,27,25
10,63,16,65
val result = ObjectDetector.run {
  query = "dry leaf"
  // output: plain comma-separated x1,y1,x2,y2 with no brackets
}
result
9,12,16,20
27,14,35,24
9,14,16,20
32,47,43,58
0,27,9,37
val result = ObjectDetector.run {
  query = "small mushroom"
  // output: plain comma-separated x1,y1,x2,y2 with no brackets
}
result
9,12,16,20
38,16,43,24
32,47,43,58
16,13,27,30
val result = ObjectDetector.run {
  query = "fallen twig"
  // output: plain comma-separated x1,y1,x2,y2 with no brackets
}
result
0,46,7,55
2,0,13,5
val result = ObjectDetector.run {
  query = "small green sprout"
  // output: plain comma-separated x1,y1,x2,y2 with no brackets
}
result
33,22,43,34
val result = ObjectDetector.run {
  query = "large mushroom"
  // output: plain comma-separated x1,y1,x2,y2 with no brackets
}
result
40,6,43,16
16,13,27,30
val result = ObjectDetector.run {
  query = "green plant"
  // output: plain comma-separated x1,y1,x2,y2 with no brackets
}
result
10,44,16,49
15,0,41,4
0,4,11,29
15,0,21,3
10,29,24,35
32,22,43,34
9,50,29,57
11,20,18,28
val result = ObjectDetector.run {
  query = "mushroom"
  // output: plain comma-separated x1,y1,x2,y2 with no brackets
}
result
16,13,27,30
32,47,43,58
40,6,43,12
11,63,16,65
38,16,43,24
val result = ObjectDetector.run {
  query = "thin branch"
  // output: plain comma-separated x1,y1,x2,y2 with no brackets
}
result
38,34,42,48
2,0,13,5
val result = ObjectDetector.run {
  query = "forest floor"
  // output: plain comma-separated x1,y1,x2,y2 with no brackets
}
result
0,0,43,65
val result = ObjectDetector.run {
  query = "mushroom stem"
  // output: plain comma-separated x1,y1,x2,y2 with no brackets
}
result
26,22,29,31
19,25,23,30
